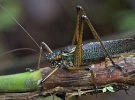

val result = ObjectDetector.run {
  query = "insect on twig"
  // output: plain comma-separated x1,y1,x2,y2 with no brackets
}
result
1,4,135,96
40,6,135,91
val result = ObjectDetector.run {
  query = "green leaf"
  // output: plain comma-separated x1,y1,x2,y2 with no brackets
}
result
106,86,115,92
129,55,134,57
102,87,107,93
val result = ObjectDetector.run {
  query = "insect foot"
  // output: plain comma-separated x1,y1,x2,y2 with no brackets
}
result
84,68,98,97
90,86,99,97
113,63,124,71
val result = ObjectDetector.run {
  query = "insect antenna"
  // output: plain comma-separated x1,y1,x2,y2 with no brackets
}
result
0,4,40,49
0,48,40,58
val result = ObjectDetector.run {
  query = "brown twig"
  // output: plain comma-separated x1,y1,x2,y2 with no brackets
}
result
1,53,135,99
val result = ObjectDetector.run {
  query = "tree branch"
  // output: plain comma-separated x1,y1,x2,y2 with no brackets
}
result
1,53,135,99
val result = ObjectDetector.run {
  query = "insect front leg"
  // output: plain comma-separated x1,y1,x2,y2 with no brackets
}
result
36,42,60,95
37,42,53,69
39,42,59,84
26,42,53,72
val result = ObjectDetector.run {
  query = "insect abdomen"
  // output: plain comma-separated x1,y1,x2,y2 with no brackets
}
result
62,38,135,66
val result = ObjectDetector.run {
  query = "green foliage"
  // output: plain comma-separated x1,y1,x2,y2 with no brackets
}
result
0,0,23,31
102,85,115,93
112,10,135,32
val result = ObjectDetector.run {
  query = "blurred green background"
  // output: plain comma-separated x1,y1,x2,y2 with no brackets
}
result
0,0,135,100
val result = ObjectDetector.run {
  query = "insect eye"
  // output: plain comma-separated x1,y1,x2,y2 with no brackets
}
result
45,54,52,61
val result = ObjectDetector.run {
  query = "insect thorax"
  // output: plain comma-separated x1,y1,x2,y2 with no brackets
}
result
44,45,76,68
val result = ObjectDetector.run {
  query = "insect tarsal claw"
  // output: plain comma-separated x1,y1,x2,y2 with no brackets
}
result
84,67,92,71
113,63,124,71
94,86,98,97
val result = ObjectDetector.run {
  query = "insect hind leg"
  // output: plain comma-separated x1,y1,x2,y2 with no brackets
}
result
77,5,124,71
70,6,99,95
72,6,81,45
85,68,98,96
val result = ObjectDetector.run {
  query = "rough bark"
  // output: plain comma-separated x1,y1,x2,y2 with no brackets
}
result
1,53,135,99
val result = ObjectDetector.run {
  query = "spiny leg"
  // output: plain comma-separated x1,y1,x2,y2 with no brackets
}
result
24,41,58,85
77,6,123,70
26,42,45,72
37,42,59,95
26,42,53,71
69,10,98,94
90,69,98,96
73,15,84,67
67,5,83,70
68,67,98,96
41,42,53,53
68,15,88,69
72,6,80,45
70,6,87,68
39,42,58,84
37,42,53,69
85,68,98,96
26,42,49,72
70,7,96,70
41,67,58,84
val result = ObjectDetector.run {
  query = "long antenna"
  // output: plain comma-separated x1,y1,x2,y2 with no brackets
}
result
0,4,40,49
0,48,40,57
